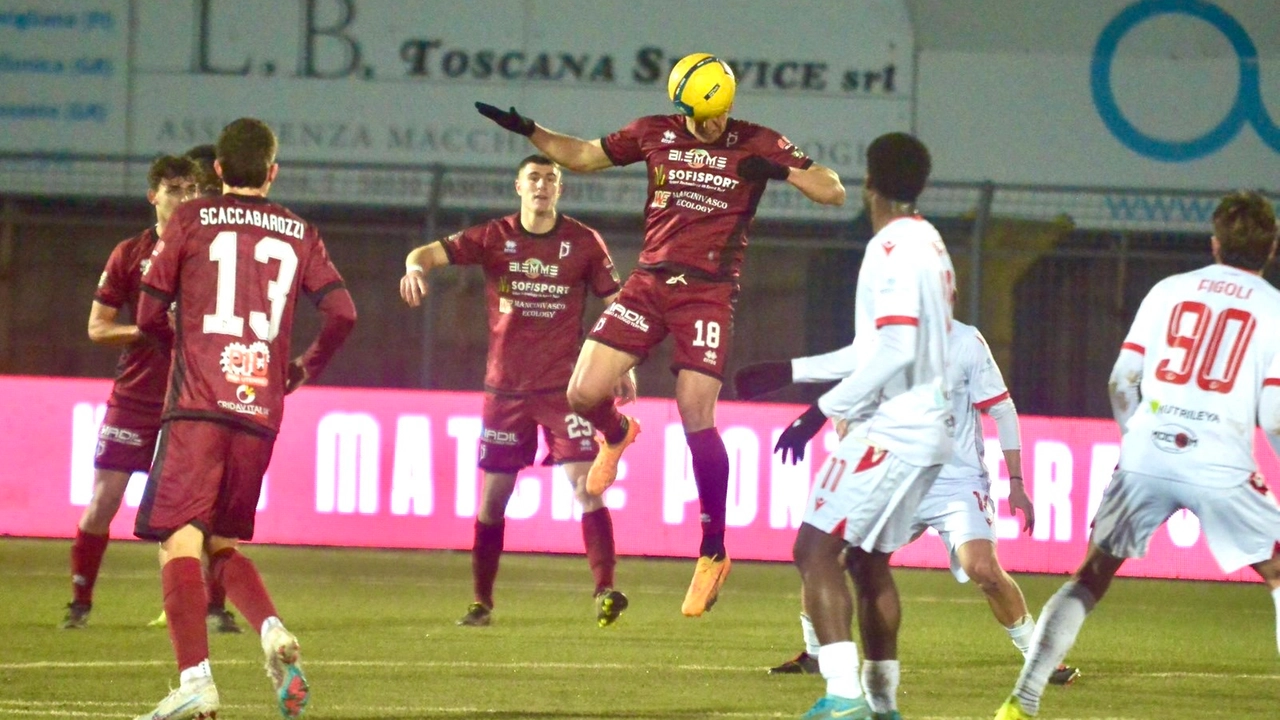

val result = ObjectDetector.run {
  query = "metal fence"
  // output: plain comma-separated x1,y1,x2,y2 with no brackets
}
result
0,152,1268,417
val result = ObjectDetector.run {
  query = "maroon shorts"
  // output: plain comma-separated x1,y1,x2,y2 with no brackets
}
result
587,269,736,379
94,403,163,473
134,419,275,542
479,391,599,472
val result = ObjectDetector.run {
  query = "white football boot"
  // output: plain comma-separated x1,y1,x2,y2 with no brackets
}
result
133,679,219,720
262,624,310,717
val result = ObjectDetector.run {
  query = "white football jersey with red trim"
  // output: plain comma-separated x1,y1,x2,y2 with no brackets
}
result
843,216,956,466
937,321,1011,482
1119,264,1280,487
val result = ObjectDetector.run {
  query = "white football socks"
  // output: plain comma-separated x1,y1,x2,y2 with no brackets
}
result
817,642,864,700
180,658,213,686
1006,613,1036,658
1013,581,1096,716
1271,586,1280,655
860,659,900,712
801,613,821,656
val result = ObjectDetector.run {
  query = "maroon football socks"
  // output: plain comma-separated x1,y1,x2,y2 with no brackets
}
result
579,399,626,445
162,557,209,672
472,520,505,608
581,508,617,594
70,530,109,606
203,565,228,613
686,427,729,559
208,548,278,631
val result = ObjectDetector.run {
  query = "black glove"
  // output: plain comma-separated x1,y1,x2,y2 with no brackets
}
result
738,155,790,182
733,361,793,400
775,404,827,464
475,102,535,137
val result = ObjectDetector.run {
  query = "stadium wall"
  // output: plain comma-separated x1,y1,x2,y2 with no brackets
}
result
1,375,1273,583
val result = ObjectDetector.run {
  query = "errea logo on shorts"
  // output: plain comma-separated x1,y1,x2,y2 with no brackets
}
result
508,258,559,279
667,148,727,170
603,302,650,332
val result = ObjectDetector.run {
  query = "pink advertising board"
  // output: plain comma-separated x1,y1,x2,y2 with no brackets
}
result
2,376,1275,583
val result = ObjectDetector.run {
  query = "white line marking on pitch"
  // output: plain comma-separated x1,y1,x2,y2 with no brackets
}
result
0,659,1276,683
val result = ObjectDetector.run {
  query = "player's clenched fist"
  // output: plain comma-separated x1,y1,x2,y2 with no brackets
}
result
400,267,429,307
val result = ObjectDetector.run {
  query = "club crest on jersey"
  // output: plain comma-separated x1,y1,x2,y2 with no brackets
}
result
661,130,676,144
508,258,559,279
220,341,270,387
503,239,518,254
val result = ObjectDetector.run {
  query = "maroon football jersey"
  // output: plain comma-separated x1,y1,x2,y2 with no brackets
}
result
93,227,170,410
443,213,619,393
141,194,346,434
600,114,812,281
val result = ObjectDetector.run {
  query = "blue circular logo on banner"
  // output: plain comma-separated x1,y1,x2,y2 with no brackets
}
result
1092,0,1280,162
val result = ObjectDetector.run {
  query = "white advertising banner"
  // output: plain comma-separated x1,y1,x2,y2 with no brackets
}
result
0,1,128,154
1,0,911,214
918,0,1280,189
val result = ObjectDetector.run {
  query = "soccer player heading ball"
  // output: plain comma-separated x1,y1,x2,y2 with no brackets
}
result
476,52,846,617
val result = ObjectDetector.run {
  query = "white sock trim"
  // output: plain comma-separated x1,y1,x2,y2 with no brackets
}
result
260,615,283,638
179,659,212,686
800,613,821,655
817,642,863,700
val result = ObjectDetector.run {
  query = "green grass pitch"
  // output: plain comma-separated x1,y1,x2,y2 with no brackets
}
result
0,538,1275,718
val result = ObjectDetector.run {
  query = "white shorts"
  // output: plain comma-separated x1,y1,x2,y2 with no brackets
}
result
909,476,997,583
802,439,942,554
1092,469,1280,574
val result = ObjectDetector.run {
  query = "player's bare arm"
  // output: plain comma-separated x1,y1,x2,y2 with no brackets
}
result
526,126,611,173
786,162,846,206
86,301,142,346
474,102,612,173
400,241,451,307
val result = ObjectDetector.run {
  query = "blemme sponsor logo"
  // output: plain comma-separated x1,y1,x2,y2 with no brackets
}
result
508,258,559,279
667,148,726,170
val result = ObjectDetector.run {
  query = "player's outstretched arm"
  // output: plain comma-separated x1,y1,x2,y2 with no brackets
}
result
401,241,450,308
87,301,142,346
818,324,915,419
474,102,612,173
787,162,845,206
290,288,356,394
736,342,861,400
